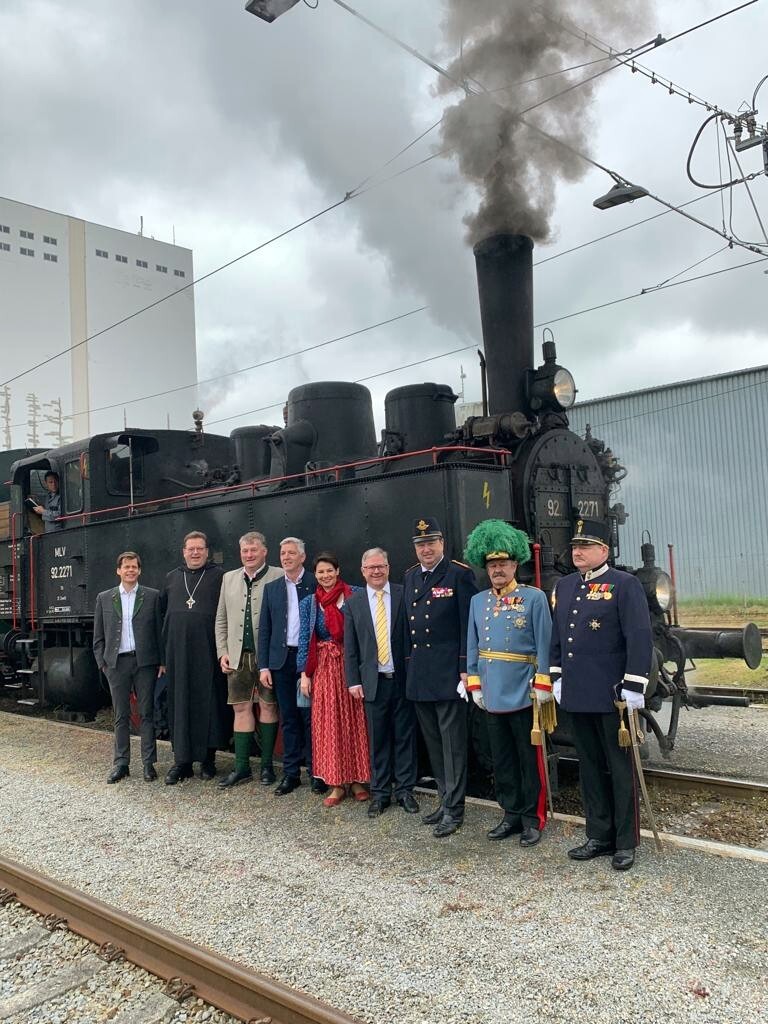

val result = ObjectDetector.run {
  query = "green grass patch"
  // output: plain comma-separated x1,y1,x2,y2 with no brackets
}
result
686,659,768,688
677,597,768,628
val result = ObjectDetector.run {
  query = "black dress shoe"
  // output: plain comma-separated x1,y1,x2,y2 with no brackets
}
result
143,765,157,782
368,798,391,818
421,806,444,826
260,765,276,786
310,776,328,795
107,765,129,784
520,827,542,848
199,760,217,780
611,848,636,871
165,764,193,785
568,838,615,861
487,817,523,840
274,774,301,796
218,768,253,789
433,817,463,838
397,793,420,814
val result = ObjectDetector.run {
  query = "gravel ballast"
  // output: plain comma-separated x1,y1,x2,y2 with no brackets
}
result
0,712,766,1024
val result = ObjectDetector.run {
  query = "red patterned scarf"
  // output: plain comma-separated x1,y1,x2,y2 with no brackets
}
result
304,580,352,676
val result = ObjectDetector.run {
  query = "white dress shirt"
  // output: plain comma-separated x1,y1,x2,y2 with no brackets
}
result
286,568,305,647
366,584,394,674
118,584,137,654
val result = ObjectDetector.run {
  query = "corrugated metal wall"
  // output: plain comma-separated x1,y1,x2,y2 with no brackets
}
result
567,366,768,598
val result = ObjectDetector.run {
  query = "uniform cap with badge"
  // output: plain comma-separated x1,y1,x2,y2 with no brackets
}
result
412,516,443,542
571,518,611,546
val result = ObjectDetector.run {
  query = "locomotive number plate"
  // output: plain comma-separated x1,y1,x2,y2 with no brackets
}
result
50,564,74,580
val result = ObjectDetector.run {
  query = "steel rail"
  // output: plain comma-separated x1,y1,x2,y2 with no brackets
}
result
0,855,361,1024
688,684,768,705
643,767,768,802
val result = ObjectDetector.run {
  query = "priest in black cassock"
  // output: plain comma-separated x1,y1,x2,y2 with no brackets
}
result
161,531,230,784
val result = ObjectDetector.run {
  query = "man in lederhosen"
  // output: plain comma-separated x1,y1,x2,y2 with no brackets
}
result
550,518,653,871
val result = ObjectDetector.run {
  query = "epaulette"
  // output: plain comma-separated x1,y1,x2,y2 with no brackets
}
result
404,562,420,573
452,559,472,569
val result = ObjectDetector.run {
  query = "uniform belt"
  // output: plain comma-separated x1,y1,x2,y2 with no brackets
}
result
286,645,298,652
479,650,537,665
117,651,136,658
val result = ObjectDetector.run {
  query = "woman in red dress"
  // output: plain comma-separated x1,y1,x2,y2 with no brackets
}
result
298,553,370,807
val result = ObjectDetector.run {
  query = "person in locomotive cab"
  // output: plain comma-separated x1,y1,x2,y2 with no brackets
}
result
161,531,230,784
258,537,327,796
550,518,653,871
93,551,165,783
403,516,478,837
215,532,284,789
464,520,552,847
30,471,63,533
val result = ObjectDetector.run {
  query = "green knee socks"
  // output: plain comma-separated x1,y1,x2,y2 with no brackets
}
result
234,731,252,773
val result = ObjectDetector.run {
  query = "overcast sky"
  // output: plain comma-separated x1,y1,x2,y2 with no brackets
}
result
2,0,767,435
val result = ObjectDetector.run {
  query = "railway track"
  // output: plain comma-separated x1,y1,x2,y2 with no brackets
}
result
0,856,358,1024
643,768,768,802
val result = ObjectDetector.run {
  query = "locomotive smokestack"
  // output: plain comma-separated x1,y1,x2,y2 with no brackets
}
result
473,233,533,416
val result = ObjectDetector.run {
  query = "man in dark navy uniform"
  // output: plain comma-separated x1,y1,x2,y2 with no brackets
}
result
403,517,478,837
550,518,653,871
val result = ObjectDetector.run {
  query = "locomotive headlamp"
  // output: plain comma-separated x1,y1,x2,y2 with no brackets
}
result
634,535,674,615
527,332,577,412
245,0,301,22
653,571,673,612
552,367,576,409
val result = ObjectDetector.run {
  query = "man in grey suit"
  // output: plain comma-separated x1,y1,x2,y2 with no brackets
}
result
215,531,283,789
93,551,165,783
344,547,419,818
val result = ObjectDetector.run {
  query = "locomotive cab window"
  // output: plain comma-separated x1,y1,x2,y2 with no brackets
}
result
64,460,83,513
106,443,145,497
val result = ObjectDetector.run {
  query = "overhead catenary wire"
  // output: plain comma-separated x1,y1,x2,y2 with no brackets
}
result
61,305,428,421
0,195,352,391
536,0,765,124
5,1,764,395
207,253,768,429
49,176,765,428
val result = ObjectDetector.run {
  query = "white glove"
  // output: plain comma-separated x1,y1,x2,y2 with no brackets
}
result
535,687,554,705
472,690,486,710
456,679,469,702
620,688,645,712
553,679,562,704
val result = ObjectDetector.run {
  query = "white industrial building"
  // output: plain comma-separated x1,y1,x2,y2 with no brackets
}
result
0,196,197,450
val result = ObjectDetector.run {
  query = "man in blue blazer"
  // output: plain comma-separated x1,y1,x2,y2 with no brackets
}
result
258,537,324,795
344,547,418,818
93,551,165,783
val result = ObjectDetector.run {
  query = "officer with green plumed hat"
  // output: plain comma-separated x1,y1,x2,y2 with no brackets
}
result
464,519,554,846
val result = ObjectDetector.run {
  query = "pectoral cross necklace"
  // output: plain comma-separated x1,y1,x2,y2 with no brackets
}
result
183,568,207,609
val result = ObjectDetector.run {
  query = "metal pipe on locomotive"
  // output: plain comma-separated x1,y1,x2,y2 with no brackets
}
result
0,232,761,755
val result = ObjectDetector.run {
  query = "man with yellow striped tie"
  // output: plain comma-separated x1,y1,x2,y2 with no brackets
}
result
343,547,419,818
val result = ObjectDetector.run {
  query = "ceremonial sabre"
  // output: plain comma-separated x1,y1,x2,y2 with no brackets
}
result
617,700,663,853
530,693,555,821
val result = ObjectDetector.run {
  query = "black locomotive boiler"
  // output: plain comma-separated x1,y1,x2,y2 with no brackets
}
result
0,233,760,754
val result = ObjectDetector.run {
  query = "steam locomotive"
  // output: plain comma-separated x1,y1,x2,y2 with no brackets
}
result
0,233,761,759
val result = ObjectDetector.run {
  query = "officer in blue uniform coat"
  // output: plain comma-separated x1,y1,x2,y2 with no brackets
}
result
465,520,552,847
550,518,653,871
403,516,478,837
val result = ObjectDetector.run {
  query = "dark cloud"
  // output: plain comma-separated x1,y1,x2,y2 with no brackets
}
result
0,0,766,436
